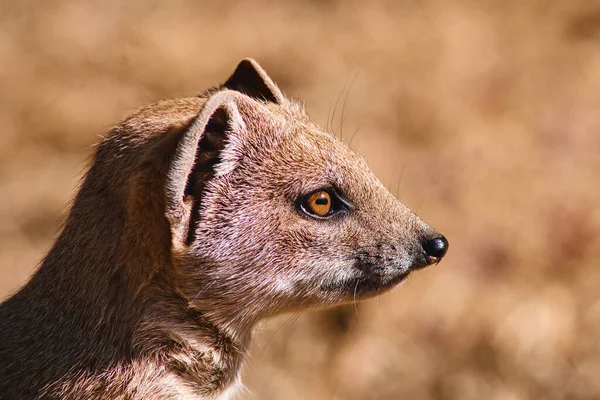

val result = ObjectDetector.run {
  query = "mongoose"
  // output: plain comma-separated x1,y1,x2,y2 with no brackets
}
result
0,58,448,399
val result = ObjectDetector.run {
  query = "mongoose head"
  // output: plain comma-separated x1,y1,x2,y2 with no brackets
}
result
164,59,448,332
0,58,447,400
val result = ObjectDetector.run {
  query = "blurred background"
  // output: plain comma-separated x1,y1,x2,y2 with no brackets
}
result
1,0,600,399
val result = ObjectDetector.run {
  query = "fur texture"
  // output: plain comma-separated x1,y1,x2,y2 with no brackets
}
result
0,58,446,399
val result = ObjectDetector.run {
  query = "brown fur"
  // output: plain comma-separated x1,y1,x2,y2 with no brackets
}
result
0,59,447,399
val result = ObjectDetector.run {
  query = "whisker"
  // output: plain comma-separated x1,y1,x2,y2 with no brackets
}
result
337,71,360,141
395,164,405,198
353,279,360,318
258,312,302,357
388,164,399,193
331,80,349,139
348,126,361,149
415,200,423,216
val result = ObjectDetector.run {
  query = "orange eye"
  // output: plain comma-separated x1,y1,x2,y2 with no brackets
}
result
306,191,332,217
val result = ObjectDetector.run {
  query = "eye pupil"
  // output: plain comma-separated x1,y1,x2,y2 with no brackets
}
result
305,190,333,217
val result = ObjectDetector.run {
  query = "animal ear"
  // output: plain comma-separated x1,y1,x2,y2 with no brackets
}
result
165,90,248,247
223,58,285,104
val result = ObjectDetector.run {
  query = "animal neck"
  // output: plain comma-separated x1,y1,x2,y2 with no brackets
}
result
132,267,251,396
28,131,252,396
35,217,249,397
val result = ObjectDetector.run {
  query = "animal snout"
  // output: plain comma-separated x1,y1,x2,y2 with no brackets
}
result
422,235,449,265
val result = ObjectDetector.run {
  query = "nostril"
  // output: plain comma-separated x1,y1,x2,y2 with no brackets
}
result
422,236,449,264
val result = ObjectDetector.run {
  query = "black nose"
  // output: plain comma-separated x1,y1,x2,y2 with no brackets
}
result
422,236,449,264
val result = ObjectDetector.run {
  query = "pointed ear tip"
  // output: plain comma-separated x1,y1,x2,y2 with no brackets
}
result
236,58,265,73
226,58,285,104
239,57,260,67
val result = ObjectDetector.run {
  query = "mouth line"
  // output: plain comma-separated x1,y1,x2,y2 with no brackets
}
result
320,270,410,296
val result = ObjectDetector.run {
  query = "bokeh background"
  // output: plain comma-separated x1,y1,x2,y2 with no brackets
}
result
1,0,600,399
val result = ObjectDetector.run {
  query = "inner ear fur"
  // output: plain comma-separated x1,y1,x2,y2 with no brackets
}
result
223,58,285,104
165,90,248,248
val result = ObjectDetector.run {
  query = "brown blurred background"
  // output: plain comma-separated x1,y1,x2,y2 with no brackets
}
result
1,0,600,399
